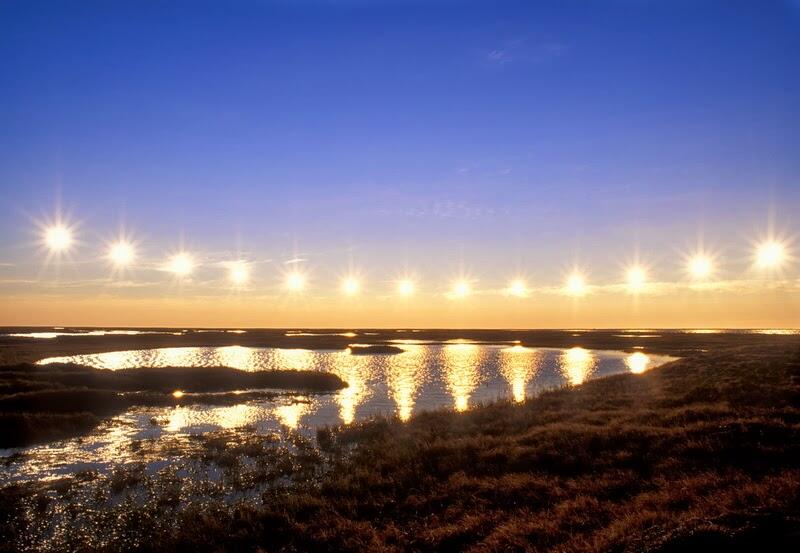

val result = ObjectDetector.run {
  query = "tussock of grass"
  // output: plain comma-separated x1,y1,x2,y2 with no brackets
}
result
0,363,345,448
1,342,799,551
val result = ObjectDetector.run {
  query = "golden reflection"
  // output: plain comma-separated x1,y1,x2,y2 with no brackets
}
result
97,350,132,370
625,351,650,374
159,347,196,367
273,348,314,371
500,345,541,402
215,404,260,429
275,400,310,429
560,347,596,385
332,350,372,424
166,406,189,432
172,390,184,398
216,345,254,371
443,342,481,411
385,345,426,421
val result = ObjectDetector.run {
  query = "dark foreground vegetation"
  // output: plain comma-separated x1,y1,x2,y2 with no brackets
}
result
0,363,345,447
1,340,799,551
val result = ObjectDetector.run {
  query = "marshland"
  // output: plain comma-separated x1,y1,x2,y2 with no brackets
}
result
1,328,798,551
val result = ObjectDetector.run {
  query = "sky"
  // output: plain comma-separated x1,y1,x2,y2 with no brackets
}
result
0,0,798,328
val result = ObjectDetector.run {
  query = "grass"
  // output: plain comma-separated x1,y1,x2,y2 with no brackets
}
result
1,340,799,551
0,362,345,448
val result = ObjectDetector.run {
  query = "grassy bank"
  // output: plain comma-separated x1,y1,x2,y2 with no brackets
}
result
1,341,799,551
0,363,345,448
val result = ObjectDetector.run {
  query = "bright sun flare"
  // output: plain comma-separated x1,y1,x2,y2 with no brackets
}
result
626,266,647,292
229,262,248,285
688,255,713,280
566,273,587,296
452,280,470,298
286,272,305,292
342,277,360,296
397,279,415,297
108,241,135,266
44,225,73,252
755,241,786,269
508,279,527,297
168,253,193,276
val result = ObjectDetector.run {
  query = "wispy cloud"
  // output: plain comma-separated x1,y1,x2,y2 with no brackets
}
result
485,39,568,65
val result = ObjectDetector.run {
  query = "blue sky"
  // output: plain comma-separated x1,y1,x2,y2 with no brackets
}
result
0,0,798,326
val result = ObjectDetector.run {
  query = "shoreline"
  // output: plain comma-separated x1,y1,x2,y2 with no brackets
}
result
2,327,797,365
1,339,798,550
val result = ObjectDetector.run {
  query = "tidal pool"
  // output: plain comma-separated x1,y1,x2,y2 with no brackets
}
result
3,344,674,481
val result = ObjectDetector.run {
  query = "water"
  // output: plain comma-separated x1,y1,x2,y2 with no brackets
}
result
3,343,674,482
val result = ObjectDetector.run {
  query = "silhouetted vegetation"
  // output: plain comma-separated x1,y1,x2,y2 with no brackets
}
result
1,340,798,551
0,363,345,447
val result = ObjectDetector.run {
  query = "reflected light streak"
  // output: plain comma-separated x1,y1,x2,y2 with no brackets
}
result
386,345,425,421
216,345,254,371
275,400,310,429
625,351,650,374
274,348,314,371
560,347,596,385
333,351,372,424
500,345,541,402
443,342,481,411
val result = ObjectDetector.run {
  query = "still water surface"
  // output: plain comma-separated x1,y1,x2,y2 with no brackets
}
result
4,344,673,481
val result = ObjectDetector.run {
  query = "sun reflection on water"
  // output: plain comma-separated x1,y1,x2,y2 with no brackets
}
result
332,350,373,424
560,347,596,385
275,400,311,429
443,342,481,411
273,348,314,371
625,351,651,374
385,344,426,421
500,345,542,402
216,345,254,371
